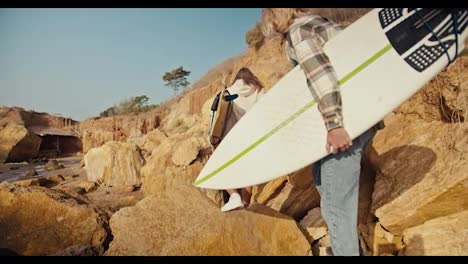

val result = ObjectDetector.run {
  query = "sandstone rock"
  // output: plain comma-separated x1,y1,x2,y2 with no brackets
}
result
318,247,333,256
142,136,174,178
399,210,468,256
105,185,311,256
264,166,320,220
370,115,468,235
360,222,402,256
77,181,98,193
46,174,65,183
126,136,145,149
394,57,467,123
312,240,333,256
160,101,195,135
81,130,114,154
142,155,222,207
358,153,377,225
140,129,167,154
0,124,41,163
299,207,327,242
318,235,330,248
45,160,64,171
33,174,66,188
54,185,87,196
26,169,38,177
171,138,201,166
63,175,75,181
84,141,144,186
251,176,288,204
140,132,221,205
13,178,44,187
311,235,333,256
141,135,190,194
109,185,136,193
0,182,107,256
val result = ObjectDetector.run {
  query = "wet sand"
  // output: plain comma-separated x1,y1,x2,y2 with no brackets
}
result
0,155,85,183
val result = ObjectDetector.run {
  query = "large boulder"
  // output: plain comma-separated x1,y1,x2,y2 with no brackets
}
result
399,210,468,256
252,176,288,204
105,185,311,256
359,222,403,256
141,133,222,206
370,114,468,235
0,182,107,256
0,124,41,163
171,138,202,166
126,128,168,158
261,166,321,220
141,134,186,194
140,128,168,154
81,130,114,154
45,159,64,171
84,141,144,186
299,207,327,243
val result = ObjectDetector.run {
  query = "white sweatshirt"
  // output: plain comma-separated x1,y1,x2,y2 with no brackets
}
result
222,79,266,137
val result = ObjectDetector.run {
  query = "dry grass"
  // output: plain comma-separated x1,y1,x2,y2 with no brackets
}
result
246,22,265,49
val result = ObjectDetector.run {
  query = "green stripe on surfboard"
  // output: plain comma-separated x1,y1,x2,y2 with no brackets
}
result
194,43,393,186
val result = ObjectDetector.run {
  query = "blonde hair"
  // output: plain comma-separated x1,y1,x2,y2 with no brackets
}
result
261,8,372,38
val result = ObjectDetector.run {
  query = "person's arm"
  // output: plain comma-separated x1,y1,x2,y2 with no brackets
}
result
288,23,351,153
288,26,343,131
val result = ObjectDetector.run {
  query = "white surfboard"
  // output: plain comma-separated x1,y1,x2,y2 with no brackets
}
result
194,8,468,190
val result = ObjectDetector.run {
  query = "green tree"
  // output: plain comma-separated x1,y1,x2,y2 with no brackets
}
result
99,95,158,117
162,66,191,95
99,106,116,117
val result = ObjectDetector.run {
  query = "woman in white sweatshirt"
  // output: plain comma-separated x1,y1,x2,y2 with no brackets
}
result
220,67,266,212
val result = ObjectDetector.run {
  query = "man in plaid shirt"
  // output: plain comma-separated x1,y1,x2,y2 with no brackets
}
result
262,9,382,256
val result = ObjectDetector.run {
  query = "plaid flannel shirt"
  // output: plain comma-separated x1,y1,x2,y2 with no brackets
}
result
286,15,345,131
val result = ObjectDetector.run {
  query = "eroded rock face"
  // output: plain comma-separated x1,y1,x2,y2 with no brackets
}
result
84,141,144,186
360,222,403,256
299,207,327,243
82,130,114,154
140,129,168,154
106,185,311,256
370,114,468,235
0,182,107,256
0,124,41,163
259,166,321,220
171,138,201,167
400,210,468,256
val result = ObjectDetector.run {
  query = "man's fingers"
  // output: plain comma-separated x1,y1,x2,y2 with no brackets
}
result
332,145,338,154
340,145,350,152
326,143,331,153
339,142,352,152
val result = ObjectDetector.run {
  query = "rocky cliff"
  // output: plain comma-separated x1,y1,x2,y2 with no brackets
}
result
2,8,467,256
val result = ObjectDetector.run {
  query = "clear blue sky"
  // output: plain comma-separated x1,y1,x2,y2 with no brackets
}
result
0,8,262,120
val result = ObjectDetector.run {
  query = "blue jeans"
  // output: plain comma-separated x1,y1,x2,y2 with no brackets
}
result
312,128,376,256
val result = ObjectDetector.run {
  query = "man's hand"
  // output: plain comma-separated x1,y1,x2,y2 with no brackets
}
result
326,127,352,154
